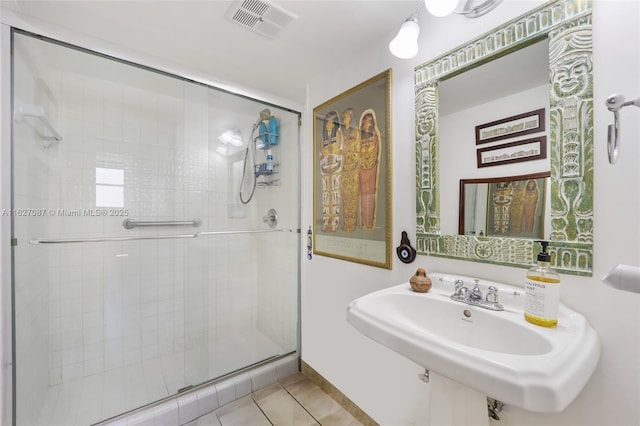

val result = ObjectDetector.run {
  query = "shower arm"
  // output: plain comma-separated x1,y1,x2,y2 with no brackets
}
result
14,102,63,142
605,93,640,164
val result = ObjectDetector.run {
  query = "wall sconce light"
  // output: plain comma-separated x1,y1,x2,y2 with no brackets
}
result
390,0,502,59
424,0,457,17
425,0,503,18
388,13,420,59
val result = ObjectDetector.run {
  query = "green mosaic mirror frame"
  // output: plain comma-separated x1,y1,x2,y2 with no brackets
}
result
414,0,593,276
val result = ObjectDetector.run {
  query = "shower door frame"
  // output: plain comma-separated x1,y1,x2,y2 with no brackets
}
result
1,23,15,426
3,23,302,425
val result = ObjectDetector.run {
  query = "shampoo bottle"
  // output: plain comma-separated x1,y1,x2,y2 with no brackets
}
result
524,240,560,327
268,116,279,146
258,122,268,147
266,149,273,173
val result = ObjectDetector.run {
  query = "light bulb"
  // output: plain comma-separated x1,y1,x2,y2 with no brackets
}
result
389,17,419,59
425,0,458,17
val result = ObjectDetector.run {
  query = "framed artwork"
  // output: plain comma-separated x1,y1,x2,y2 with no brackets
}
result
476,136,547,168
312,69,392,269
475,108,545,144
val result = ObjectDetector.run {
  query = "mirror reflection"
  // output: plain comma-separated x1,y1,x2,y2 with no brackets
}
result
459,172,550,239
439,39,550,236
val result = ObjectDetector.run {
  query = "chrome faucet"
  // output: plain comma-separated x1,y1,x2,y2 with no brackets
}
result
450,279,503,311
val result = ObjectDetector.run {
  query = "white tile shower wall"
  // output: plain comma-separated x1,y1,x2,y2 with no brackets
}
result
40,67,261,392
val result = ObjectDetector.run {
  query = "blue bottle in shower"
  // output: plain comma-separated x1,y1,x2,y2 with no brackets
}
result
268,116,279,146
258,122,268,147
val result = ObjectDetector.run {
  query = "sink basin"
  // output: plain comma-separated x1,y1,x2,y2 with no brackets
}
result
347,272,600,413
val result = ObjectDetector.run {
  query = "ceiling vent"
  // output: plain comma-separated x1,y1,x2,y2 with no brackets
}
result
226,0,298,39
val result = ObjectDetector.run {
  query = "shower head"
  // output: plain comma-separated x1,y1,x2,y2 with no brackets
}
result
259,108,271,122
253,108,272,128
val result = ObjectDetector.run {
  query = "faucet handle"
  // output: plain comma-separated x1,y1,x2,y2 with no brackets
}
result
470,279,482,300
454,279,465,293
486,286,499,303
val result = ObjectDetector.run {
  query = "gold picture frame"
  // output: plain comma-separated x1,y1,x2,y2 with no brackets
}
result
312,69,392,269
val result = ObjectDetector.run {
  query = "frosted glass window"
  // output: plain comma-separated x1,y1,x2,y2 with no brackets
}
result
96,167,124,207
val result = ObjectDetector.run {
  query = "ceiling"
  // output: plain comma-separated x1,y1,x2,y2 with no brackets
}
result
5,0,420,104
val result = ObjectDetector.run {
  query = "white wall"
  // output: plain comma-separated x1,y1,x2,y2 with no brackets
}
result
303,1,640,425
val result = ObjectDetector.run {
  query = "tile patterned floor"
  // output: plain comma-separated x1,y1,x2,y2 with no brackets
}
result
185,373,363,426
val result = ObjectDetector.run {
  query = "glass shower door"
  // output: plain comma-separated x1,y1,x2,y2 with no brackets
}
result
12,30,299,426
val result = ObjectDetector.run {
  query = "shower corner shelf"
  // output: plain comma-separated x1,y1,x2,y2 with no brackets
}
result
255,170,278,177
255,163,279,177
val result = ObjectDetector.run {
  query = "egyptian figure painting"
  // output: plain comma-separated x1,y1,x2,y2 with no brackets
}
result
358,109,381,230
312,70,391,268
318,107,381,233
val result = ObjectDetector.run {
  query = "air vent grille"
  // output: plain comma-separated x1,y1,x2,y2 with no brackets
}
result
241,0,269,16
225,0,297,39
231,9,260,28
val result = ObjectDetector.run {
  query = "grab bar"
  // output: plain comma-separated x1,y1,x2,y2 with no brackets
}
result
28,228,297,245
123,218,202,229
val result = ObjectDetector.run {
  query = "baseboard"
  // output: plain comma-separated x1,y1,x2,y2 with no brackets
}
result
301,360,378,426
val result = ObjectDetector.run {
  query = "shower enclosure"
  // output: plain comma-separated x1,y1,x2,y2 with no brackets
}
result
11,30,300,425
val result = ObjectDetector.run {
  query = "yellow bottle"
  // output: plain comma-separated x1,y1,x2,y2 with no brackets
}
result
524,240,560,327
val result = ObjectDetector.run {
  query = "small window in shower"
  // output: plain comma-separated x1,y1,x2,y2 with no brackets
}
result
95,167,124,207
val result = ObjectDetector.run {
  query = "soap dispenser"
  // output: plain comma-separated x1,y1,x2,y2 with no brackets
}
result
524,240,560,327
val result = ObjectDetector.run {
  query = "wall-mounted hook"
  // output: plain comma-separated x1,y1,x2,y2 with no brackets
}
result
396,231,417,263
605,93,640,164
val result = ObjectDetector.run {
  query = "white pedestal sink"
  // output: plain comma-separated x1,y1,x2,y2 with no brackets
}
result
347,272,600,418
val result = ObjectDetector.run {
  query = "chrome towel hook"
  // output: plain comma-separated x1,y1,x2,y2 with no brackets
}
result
605,93,640,164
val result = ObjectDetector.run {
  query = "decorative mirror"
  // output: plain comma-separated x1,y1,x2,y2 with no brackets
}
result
415,0,593,276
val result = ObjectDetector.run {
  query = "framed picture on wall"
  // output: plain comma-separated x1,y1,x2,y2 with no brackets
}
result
475,108,545,144
476,136,547,168
312,69,392,269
